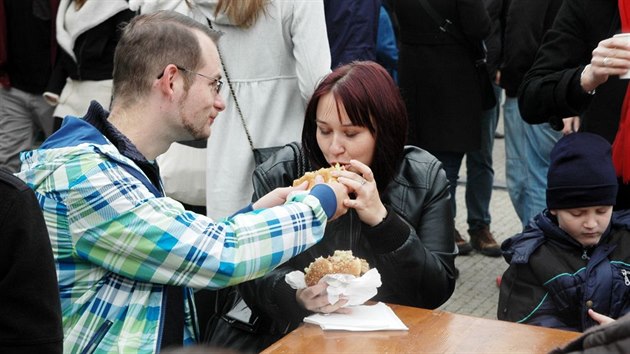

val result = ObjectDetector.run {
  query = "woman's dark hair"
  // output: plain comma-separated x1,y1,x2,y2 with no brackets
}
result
302,61,408,191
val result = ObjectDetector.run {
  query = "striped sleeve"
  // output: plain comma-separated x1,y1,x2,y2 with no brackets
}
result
68,159,327,289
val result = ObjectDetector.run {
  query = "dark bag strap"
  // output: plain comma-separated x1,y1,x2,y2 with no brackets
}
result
207,19,256,152
415,0,486,62
287,141,306,177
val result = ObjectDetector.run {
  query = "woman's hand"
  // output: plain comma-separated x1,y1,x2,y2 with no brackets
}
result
296,283,350,314
333,159,387,226
252,181,309,209
582,36,630,93
588,309,615,326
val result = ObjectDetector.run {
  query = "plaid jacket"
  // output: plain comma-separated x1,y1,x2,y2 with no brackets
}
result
16,115,328,353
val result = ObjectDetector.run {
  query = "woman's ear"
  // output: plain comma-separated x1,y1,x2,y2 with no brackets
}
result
549,209,557,216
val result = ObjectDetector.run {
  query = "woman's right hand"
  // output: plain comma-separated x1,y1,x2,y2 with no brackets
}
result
582,35,630,93
296,282,350,314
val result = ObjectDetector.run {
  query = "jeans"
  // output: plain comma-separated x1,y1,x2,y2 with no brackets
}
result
431,151,465,219
465,84,501,231
0,87,54,172
503,97,562,227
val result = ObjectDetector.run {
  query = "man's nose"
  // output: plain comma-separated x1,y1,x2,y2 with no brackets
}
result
215,92,226,112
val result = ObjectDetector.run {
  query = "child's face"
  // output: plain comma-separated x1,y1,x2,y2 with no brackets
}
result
550,205,613,247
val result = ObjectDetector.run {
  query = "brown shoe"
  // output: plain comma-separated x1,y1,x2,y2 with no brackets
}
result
455,229,472,255
468,226,502,257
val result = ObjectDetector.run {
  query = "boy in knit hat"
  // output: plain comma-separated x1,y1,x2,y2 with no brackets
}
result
497,132,630,332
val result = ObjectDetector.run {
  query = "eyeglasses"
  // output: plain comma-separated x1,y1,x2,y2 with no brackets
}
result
157,65,223,94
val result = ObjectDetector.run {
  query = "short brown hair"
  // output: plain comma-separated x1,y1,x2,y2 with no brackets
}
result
112,11,221,106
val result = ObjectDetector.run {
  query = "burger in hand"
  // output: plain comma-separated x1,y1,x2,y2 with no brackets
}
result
303,250,369,287
292,164,344,190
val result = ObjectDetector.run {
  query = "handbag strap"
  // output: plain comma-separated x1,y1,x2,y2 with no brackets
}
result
415,0,485,61
415,0,467,44
287,142,306,177
207,19,256,152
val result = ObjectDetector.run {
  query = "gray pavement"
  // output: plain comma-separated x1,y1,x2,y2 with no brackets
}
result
437,117,524,319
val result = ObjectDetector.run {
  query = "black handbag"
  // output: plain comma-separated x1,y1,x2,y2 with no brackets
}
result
415,0,496,109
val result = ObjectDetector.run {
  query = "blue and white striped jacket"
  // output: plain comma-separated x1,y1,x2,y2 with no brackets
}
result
16,102,333,353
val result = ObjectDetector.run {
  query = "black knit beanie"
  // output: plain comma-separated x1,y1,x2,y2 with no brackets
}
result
546,132,618,209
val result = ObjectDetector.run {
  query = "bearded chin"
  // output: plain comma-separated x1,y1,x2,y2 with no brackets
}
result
178,104,207,140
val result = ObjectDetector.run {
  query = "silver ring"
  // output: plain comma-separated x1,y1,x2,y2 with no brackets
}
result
603,57,611,66
360,179,367,186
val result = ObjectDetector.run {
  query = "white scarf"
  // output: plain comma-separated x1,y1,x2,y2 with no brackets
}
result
56,0,130,62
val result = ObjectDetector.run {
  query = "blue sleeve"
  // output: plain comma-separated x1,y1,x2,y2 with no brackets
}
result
309,184,337,219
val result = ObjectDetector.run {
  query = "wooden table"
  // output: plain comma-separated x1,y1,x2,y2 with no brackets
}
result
261,304,581,353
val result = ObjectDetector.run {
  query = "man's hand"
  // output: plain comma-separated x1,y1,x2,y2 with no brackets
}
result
252,181,308,209
321,177,350,221
582,36,630,93
561,116,580,135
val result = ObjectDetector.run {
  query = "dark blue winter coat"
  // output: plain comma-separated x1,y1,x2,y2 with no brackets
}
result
498,210,630,332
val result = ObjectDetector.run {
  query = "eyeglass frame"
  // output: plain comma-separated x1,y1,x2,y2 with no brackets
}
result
157,65,223,94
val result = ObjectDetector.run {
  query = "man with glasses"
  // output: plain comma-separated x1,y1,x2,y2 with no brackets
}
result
15,11,348,353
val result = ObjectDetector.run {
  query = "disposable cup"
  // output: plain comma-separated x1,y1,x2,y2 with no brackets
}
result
613,33,630,79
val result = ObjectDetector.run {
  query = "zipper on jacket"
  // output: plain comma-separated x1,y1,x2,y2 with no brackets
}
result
581,249,590,260
155,288,168,352
622,269,630,286
80,319,113,354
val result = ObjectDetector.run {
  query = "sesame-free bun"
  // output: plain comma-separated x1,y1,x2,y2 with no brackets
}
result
303,250,369,287
292,164,344,190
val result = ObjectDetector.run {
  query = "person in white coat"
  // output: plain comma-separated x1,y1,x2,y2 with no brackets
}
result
135,0,331,218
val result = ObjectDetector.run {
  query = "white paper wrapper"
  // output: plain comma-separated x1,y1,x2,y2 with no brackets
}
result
285,268,382,306
303,302,408,331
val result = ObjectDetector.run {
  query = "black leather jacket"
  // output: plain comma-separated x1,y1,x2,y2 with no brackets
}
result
239,144,457,336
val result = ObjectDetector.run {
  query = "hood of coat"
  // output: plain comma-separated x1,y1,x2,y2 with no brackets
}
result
502,210,626,265
501,211,580,265
56,0,130,61
15,117,134,192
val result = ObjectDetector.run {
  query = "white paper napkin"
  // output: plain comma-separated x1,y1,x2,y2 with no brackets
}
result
303,302,408,331
285,268,382,306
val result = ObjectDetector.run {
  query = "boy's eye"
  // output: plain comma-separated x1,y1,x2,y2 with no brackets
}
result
569,211,583,217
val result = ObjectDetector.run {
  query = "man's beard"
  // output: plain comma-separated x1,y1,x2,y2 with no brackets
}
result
178,94,208,140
